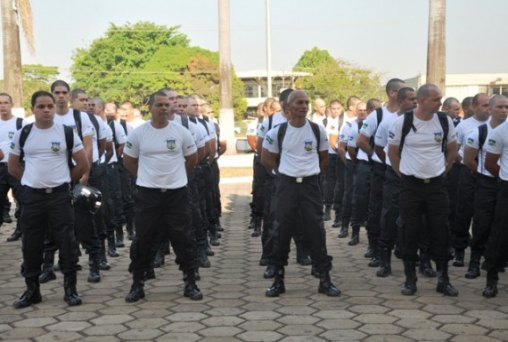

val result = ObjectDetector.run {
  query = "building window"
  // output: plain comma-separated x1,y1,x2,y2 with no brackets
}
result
244,85,255,98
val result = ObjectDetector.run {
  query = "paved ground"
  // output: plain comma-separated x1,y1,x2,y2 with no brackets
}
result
0,181,507,341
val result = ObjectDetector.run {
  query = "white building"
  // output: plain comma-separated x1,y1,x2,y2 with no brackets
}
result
405,73,508,100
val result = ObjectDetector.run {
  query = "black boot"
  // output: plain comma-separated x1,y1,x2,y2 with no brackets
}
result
338,223,348,238
115,226,125,248
296,241,312,266
419,252,437,278
209,230,220,247
482,268,499,298
452,249,465,267
318,271,341,297
126,222,134,240
368,246,380,267
125,273,145,302
99,240,111,271
251,216,261,237
206,244,215,256
332,211,341,228
436,261,459,296
87,253,101,283
364,246,374,258
248,216,255,229
311,265,320,278
324,206,331,221
465,252,481,279
39,250,57,284
198,248,211,268
63,272,82,306
153,244,166,268
13,277,42,309
183,269,203,300
265,268,285,297
6,227,22,242
401,260,417,296
107,234,119,257
376,248,392,277
348,226,359,246
263,265,276,279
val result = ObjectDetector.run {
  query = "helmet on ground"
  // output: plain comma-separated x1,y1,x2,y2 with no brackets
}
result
72,184,102,214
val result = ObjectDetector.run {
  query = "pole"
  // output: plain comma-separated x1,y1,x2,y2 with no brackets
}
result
426,0,446,92
1,0,24,113
265,0,272,98
218,0,235,154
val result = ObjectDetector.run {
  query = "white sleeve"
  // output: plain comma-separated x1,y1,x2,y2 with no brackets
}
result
319,125,329,152
375,121,388,148
9,130,21,156
79,113,94,137
114,121,127,144
72,132,84,153
181,129,197,157
262,127,279,153
124,128,139,158
388,116,403,146
485,126,504,155
359,110,378,138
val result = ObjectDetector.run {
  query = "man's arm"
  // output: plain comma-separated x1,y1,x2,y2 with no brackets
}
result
445,141,458,175
80,135,93,184
71,149,90,181
319,150,329,174
247,135,257,151
387,144,401,177
197,146,206,163
123,155,139,177
116,143,124,159
261,148,279,174
105,141,114,163
255,137,264,155
338,142,347,164
98,138,107,159
347,146,358,164
463,145,479,173
374,145,386,164
219,140,227,155
485,152,500,177
357,134,373,157
329,134,338,153
185,152,198,173
7,154,23,180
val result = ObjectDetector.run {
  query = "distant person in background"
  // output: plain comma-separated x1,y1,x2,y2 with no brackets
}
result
345,96,361,121
131,108,145,128
310,98,327,127
461,96,474,119
443,97,462,127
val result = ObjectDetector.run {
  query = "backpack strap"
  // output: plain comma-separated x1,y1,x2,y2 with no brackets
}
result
478,123,488,150
203,116,210,122
308,120,321,153
436,111,449,153
120,119,128,135
399,111,416,157
268,115,273,130
63,125,75,169
323,117,328,128
86,112,101,141
369,107,384,147
338,114,344,131
18,123,34,163
16,117,23,130
198,118,210,135
181,114,189,129
277,120,321,157
72,109,83,140
107,119,118,145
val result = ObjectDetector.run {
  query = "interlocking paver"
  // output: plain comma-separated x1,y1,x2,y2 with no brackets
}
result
0,180,507,341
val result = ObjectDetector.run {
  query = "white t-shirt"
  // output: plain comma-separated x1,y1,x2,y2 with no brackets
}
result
339,122,352,161
107,119,128,164
388,113,457,179
54,109,94,159
257,112,287,139
347,120,369,162
465,123,495,177
485,120,508,181
93,114,109,163
375,113,403,167
172,115,206,149
326,116,340,155
310,113,327,127
124,121,197,189
130,117,145,129
360,107,398,163
456,116,489,161
199,116,217,141
100,123,113,164
10,123,83,188
0,116,28,162
246,119,260,137
263,121,328,177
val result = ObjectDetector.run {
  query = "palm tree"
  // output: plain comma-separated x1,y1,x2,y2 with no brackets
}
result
426,0,446,91
1,0,34,109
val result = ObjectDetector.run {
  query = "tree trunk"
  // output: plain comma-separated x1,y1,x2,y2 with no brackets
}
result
426,0,446,92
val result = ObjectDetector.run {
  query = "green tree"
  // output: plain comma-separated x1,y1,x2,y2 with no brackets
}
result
71,21,246,120
294,47,383,104
22,64,59,113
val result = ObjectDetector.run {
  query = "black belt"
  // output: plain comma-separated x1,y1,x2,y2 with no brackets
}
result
401,174,443,184
25,183,70,194
138,186,184,193
477,173,496,182
279,174,319,184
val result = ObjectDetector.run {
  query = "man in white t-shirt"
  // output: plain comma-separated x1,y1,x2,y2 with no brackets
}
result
261,90,340,298
0,93,27,242
9,91,88,308
451,93,491,267
463,95,508,282
388,84,458,297
482,99,508,298
123,91,201,303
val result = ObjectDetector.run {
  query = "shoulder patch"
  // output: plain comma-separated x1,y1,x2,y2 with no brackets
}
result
488,139,496,146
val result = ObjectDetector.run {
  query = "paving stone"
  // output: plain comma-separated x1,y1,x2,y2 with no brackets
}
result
277,324,324,336
395,318,441,329
354,313,398,324
403,328,451,341
161,322,205,333
422,304,464,314
349,304,391,314
80,336,120,342
90,314,133,325
389,309,432,319
1,327,46,339
0,314,23,324
47,321,92,332
276,305,317,315
278,337,327,342
237,331,283,341
201,316,244,327
57,311,98,321
431,314,477,324
13,317,57,327
363,335,414,342
320,329,367,341
359,323,406,335
316,318,361,330
277,315,320,325
312,310,356,319
238,320,283,331
451,336,502,342
197,326,243,337
125,318,168,329
240,310,282,320
488,330,508,340
464,310,508,320
440,323,489,335
155,333,201,341
35,331,83,342
117,328,164,340
166,312,208,322
82,324,127,336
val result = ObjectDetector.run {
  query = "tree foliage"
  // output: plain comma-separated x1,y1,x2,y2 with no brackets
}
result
21,64,59,113
294,47,384,104
71,22,246,120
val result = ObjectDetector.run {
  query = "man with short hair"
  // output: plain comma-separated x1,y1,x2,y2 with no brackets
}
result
452,93,491,267
310,98,327,127
9,91,88,308
262,90,339,297
442,97,462,127
461,96,474,120
123,91,201,302
388,84,458,296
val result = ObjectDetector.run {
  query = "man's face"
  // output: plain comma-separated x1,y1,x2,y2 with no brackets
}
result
474,94,490,120
165,91,178,112
52,85,70,108
420,89,442,114
88,101,96,114
400,92,417,113
187,98,200,116
329,103,343,118
356,104,368,120
72,93,89,112
104,103,117,118
0,96,12,116
490,98,508,123
177,99,188,114
443,102,461,118
288,93,310,119
32,96,55,124
314,99,326,115
388,82,405,100
150,95,170,121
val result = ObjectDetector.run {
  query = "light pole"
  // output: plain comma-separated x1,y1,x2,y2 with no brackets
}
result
265,0,272,98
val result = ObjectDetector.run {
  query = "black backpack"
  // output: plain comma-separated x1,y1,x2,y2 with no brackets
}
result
478,123,488,151
19,123,74,169
15,117,23,130
368,107,384,148
277,120,321,157
399,111,449,156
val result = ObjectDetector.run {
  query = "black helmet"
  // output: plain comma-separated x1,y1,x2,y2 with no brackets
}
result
72,184,102,214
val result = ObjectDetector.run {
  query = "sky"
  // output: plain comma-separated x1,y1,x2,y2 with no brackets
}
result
1,0,507,83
